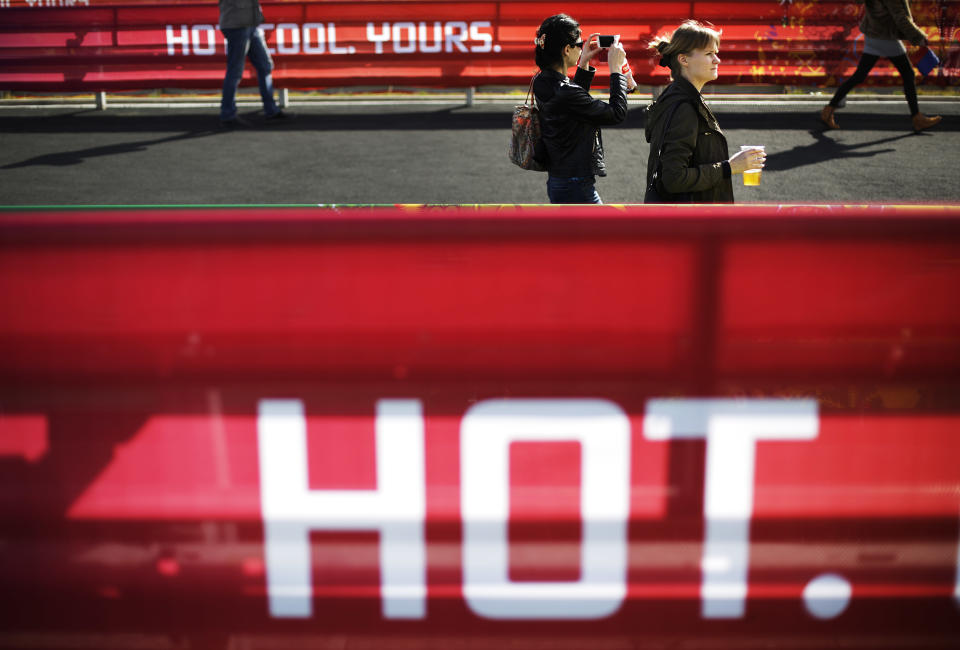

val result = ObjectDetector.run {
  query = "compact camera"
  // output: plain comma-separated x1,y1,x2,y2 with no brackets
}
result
597,35,619,48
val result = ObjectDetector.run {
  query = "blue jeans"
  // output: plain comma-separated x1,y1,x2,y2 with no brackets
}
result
546,176,602,204
220,27,279,120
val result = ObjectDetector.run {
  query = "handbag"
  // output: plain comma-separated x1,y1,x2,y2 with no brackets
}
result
509,75,547,172
644,100,691,204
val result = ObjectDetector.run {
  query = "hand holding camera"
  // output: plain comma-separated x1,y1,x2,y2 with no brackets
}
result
577,32,602,69
581,33,636,91
606,42,627,74
597,35,633,88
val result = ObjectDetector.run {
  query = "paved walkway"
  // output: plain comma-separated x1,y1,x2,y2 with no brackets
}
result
1,96,958,206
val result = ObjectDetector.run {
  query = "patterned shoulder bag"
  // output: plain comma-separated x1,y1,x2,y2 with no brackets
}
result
508,75,547,172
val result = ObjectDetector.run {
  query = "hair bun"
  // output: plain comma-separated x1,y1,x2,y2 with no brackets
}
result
652,39,672,67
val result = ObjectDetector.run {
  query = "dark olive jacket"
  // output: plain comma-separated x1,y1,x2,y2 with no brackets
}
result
861,0,927,46
644,76,733,204
533,67,628,178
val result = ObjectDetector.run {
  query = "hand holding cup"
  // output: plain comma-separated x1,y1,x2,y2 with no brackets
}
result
730,145,766,184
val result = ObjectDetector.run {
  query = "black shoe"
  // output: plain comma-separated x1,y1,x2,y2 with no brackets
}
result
220,115,253,128
264,109,295,123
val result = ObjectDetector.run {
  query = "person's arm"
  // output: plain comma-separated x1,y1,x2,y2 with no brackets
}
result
559,79,628,126
658,103,728,195
886,0,928,45
572,66,596,92
574,32,603,90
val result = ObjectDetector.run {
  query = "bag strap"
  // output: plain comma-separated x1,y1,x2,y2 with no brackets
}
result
526,74,538,107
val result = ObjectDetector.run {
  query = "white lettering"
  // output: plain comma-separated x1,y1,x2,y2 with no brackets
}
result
327,23,349,55
418,22,443,54
260,23,275,54
159,20,494,57
191,24,216,56
258,399,426,619
166,25,190,56
367,22,390,55
275,23,300,55
444,21,469,53
643,399,819,619
392,22,417,54
302,23,325,54
461,399,630,619
469,21,493,53
803,573,852,619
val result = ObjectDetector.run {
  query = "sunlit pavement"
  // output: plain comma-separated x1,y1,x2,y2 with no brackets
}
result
1,98,959,206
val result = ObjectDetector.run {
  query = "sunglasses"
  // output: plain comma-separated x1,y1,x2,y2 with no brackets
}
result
573,40,585,49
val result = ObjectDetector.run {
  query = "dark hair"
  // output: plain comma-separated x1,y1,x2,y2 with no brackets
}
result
650,20,722,79
534,14,581,71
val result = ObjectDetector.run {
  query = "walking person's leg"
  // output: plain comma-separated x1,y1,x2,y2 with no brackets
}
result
220,27,252,122
830,53,880,107
889,53,941,132
821,53,879,129
889,54,919,115
246,27,280,117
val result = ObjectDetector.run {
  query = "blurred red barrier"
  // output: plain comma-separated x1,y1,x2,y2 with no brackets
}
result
0,204,959,649
0,1,957,92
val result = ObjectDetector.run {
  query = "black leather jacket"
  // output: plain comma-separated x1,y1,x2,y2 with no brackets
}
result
533,67,628,178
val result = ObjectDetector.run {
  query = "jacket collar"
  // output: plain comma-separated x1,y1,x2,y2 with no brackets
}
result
646,75,723,142
668,75,701,101
538,68,568,82
663,75,722,133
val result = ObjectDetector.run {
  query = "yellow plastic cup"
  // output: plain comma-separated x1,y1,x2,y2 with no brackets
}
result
740,145,764,186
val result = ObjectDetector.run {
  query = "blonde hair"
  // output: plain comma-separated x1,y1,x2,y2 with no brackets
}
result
649,20,721,79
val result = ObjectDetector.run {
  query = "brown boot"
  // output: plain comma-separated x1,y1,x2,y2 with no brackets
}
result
912,112,942,133
820,105,839,129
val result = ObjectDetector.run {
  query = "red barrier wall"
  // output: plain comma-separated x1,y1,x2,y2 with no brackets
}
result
1,1,958,92
1,205,959,648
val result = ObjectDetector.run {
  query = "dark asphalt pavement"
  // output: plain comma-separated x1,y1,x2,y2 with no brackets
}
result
1,98,959,206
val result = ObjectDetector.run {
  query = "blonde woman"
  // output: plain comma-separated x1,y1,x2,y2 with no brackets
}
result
644,21,762,203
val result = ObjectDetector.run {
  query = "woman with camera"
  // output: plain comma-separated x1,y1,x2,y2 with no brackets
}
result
532,14,629,204
644,20,763,203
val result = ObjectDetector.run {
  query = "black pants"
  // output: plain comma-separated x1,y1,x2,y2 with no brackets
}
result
829,53,918,116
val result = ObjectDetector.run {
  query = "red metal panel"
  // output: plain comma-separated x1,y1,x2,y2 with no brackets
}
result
0,205,959,647
0,1,957,91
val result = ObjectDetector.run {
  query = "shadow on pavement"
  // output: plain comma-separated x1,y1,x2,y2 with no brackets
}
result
0,108,507,133
764,129,918,172
1,128,223,169
0,107,954,135
0,109,223,134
